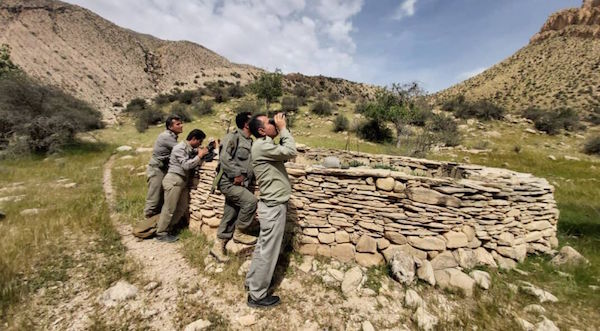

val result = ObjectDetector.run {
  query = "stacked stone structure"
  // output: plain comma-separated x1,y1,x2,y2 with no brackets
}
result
189,148,558,270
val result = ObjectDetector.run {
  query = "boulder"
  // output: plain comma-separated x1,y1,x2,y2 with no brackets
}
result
404,289,423,309
455,249,477,269
100,280,138,307
518,281,558,303
534,317,559,331
474,247,498,268
412,306,438,331
356,235,378,253
322,156,341,168
341,266,363,293
375,177,395,191
443,231,468,248
430,251,458,270
469,270,491,290
407,236,446,251
355,252,384,267
550,246,589,266
415,258,436,286
434,268,475,296
390,252,416,285
382,244,427,262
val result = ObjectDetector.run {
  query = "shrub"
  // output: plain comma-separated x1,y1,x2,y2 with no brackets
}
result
408,108,432,127
327,91,341,102
292,84,309,98
212,87,229,103
0,72,104,153
427,113,461,147
135,107,164,133
347,160,365,167
528,107,582,135
454,100,505,121
355,100,370,114
193,100,214,116
356,119,394,143
177,89,202,105
153,93,171,105
228,82,245,99
333,114,349,132
523,107,544,121
588,107,600,125
281,96,299,113
310,99,333,116
441,95,465,112
170,103,192,122
125,97,147,112
235,100,262,114
583,135,600,155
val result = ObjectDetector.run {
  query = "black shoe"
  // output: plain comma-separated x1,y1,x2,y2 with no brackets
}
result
247,295,280,308
155,234,178,243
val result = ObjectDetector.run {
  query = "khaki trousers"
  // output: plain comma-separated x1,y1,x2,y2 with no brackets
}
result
217,179,257,240
144,165,167,218
156,173,189,236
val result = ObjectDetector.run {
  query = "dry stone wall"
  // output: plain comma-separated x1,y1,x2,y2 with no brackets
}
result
189,148,559,270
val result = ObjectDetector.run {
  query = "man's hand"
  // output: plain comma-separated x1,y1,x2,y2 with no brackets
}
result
197,147,209,158
274,112,286,131
233,175,245,185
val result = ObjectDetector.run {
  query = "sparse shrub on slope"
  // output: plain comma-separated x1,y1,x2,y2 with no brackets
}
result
135,107,164,133
588,106,600,125
0,72,103,153
193,100,214,115
333,114,349,132
281,96,300,112
235,100,262,114
227,82,245,99
453,99,505,121
427,113,461,147
125,97,148,112
310,99,334,116
523,107,582,135
170,103,192,122
583,135,600,155
356,119,394,143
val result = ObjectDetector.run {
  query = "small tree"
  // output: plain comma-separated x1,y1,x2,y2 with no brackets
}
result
252,69,283,111
0,44,19,77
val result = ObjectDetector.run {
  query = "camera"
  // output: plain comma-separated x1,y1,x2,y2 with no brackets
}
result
201,139,217,162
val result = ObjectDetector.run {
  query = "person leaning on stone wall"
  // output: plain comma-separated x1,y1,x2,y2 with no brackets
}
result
210,112,259,263
245,112,297,308
155,129,209,243
143,115,183,219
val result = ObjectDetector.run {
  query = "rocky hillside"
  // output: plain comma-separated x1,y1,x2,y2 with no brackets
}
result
436,0,600,116
0,0,374,122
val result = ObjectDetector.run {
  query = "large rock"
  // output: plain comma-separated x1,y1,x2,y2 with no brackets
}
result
356,235,378,253
443,231,468,248
415,258,436,286
430,251,458,270
461,225,475,241
323,156,341,168
407,236,446,251
375,177,395,191
100,280,138,307
382,244,427,261
550,246,589,266
434,268,475,296
335,231,350,243
341,266,363,294
116,145,133,152
412,306,438,331
455,249,477,269
384,231,407,245
184,319,212,331
518,281,558,303
406,187,461,207
390,252,416,285
535,317,559,331
355,252,384,267
474,247,498,268
404,289,423,309
469,270,491,290
492,251,517,270
331,243,355,263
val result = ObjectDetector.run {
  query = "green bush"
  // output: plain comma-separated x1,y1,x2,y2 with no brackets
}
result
193,100,214,115
125,97,148,112
583,135,600,155
347,160,365,167
153,93,171,105
441,95,466,112
135,107,164,133
292,84,309,98
525,107,582,135
170,103,192,122
177,89,202,105
427,113,461,147
281,96,299,112
355,100,370,114
235,100,262,114
327,92,341,102
227,82,245,99
588,107,600,125
212,87,229,103
0,72,104,153
310,99,333,116
454,100,505,121
333,114,349,132
356,119,394,143
408,108,432,127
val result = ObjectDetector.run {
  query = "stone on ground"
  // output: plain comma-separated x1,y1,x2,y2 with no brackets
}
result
434,268,475,296
515,317,534,331
237,314,257,326
355,252,384,267
116,145,133,152
469,270,491,290
430,251,458,270
20,208,41,216
404,289,423,309
415,258,435,286
184,319,212,331
143,281,159,291
328,268,345,282
412,306,438,331
341,266,363,294
535,317,559,331
99,280,138,306
523,304,546,315
390,252,415,285
518,281,558,303
550,246,589,266
362,320,375,331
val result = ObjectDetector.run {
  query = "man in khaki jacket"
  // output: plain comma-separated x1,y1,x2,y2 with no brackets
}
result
245,113,296,308
156,129,208,243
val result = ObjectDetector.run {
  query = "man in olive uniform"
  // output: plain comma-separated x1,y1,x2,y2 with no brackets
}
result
156,129,208,243
210,112,258,262
144,115,183,218
245,113,296,308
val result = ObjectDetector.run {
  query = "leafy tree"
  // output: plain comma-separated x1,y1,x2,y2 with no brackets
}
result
0,44,19,77
252,69,283,110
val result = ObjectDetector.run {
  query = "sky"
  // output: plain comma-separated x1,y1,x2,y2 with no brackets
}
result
65,0,581,93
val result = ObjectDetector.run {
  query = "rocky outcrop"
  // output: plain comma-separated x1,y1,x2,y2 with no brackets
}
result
530,0,600,43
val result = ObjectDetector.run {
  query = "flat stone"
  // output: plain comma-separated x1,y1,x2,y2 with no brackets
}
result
375,177,395,191
384,231,407,245
523,304,546,315
331,243,355,263
497,232,515,246
356,252,384,267
20,208,42,216
393,182,406,193
461,225,475,241
469,270,491,290
356,235,377,253
431,251,458,270
335,230,350,243
525,221,552,231
318,233,335,244
184,319,212,331
116,145,133,152
341,266,363,293
382,244,427,262
434,268,475,296
408,236,446,251
298,244,318,255
328,268,345,282
550,245,589,266
535,317,559,331
493,252,517,270
376,237,390,250
443,231,468,248
406,187,461,207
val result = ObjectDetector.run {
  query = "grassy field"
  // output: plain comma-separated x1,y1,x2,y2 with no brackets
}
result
1,97,599,329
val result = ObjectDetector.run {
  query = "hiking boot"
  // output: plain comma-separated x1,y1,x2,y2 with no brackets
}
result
233,228,258,245
247,295,280,309
155,234,178,243
210,238,230,262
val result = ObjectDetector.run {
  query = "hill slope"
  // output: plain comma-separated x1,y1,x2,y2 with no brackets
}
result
436,0,600,115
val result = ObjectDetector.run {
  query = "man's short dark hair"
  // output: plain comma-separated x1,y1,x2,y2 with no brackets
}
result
186,129,206,141
166,115,182,130
235,112,252,129
249,114,266,138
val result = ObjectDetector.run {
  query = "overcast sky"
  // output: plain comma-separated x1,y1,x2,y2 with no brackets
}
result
65,0,581,93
